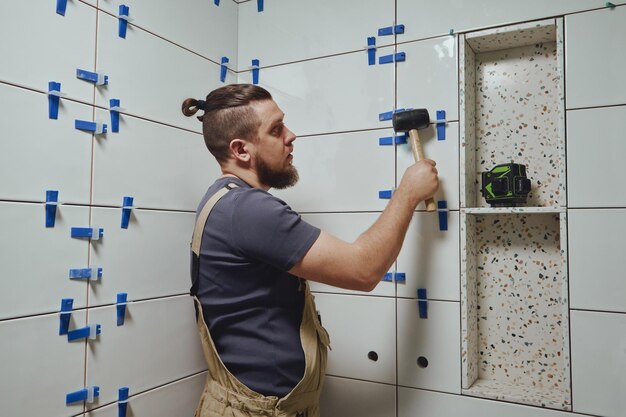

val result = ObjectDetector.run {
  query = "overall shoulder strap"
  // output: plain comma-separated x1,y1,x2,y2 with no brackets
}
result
190,182,238,296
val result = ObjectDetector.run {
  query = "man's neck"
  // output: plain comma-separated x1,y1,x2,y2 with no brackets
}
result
220,170,269,191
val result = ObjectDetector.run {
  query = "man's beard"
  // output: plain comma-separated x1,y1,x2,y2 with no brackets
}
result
255,153,299,189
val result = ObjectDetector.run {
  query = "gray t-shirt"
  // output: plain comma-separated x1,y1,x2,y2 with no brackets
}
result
194,176,321,397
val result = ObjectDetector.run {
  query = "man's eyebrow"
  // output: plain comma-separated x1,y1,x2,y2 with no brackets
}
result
269,115,285,127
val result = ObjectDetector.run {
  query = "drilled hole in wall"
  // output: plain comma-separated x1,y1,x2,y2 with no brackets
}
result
367,351,379,362
417,356,429,368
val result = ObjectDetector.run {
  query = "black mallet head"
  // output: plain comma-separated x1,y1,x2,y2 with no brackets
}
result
392,108,430,132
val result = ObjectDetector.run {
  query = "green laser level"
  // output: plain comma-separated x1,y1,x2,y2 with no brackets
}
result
481,163,531,207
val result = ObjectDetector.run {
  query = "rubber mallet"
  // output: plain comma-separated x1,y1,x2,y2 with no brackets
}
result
392,108,437,212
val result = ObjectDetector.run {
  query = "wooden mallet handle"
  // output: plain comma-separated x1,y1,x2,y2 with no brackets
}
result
408,129,437,212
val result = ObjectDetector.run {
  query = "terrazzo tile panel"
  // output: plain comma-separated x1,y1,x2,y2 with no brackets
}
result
460,212,479,388
459,37,478,209
473,42,562,208
462,213,570,410
460,19,566,208
465,19,556,53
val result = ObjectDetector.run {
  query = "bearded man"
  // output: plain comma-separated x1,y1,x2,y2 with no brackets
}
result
182,84,438,417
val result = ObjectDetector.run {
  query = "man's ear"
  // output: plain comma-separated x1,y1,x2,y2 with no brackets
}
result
229,139,252,163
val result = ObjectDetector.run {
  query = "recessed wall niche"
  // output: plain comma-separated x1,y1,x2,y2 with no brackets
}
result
459,19,570,410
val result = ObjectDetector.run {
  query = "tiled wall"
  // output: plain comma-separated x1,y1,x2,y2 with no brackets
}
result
0,0,236,416
1,1,625,417
238,1,626,417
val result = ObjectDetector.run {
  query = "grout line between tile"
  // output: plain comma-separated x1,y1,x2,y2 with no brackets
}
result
83,370,209,413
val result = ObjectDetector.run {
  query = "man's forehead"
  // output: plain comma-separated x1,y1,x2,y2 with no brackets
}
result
251,100,284,123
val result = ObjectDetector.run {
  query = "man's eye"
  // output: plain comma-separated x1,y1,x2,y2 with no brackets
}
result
272,125,283,135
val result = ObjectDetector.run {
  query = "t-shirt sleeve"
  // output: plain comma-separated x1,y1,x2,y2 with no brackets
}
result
230,189,321,271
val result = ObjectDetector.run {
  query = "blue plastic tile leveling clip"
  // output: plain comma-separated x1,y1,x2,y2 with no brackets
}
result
251,59,260,85
119,387,130,416
59,298,73,335
48,82,62,119
436,110,446,141
220,57,229,82
121,196,133,229
367,37,376,66
438,200,448,231
67,323,101,341
76,69,108,86
75,119,107,135
110,99,121,132
56,0,68,15
71,226,104,240
69,267,103,281
378,24,405,36
117,293,128,326
66,386,100,404
379,52,405,65
417,288,428,319
45,190,59,227
118,5,131,38
378,190,393,199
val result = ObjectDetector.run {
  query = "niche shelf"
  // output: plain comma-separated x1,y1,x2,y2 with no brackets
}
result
459,19,571,410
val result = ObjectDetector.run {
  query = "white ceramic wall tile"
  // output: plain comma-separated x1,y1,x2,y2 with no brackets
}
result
92,109,219,211
0,202,90,320
85,296,206,409
272,130,395,213
238,0,395,68
0,84,93,204
0,0,96,102
571,310,626,417
253,46,395,136
396,212,460,301
302,213,395,297
95,12,234,132
396,122,460,210
89,208,195,306
398,387,582,417
566,6,626,109
97,0,237,66
84,372,206,417
397,0,623,42
0,311,87,417
569,209,626,313
567,106,626,208
396,36,458,122
397,299,461,393
314,293,396,384
321,376,396,417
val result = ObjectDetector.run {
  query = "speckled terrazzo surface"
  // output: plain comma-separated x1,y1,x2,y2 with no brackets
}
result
466,213,570,410
460,213,479,388
460,19,570,410
474,41,562,207
460,39,478,209
466,20,556,53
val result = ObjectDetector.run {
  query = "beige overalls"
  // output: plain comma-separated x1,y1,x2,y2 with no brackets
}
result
191,184,331,417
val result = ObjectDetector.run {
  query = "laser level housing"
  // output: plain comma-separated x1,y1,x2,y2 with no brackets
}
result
481,163,531,207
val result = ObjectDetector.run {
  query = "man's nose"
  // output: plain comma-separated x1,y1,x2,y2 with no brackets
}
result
285,127,297,144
